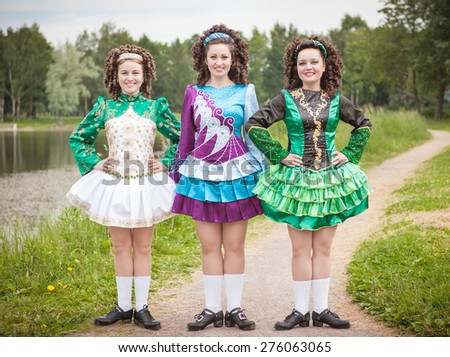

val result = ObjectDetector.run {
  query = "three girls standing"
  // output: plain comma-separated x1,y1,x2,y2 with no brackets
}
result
68,28,371,332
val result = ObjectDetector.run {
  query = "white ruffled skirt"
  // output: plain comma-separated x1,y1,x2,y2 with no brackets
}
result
66,170,176,228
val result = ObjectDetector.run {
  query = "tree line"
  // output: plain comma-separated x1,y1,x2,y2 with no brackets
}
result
0,0,449,122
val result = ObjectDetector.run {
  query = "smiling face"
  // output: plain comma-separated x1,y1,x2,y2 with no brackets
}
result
205,43,233,82
296,48,326,91
117,60,144,96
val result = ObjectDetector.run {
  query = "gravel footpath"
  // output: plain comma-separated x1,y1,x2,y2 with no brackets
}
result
0,167,79,228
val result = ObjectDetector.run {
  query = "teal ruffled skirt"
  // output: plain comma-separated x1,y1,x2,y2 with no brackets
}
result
253,162,372,230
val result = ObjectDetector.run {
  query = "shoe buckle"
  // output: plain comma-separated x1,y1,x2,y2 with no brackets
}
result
238,311,247,320
195,314,204,322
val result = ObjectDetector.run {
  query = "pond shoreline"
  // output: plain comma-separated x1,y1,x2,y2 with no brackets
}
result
0,124,76,132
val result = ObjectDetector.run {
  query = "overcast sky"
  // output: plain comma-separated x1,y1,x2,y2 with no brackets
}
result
0,0,385,46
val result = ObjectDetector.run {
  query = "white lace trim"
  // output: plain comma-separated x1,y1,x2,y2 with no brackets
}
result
67,193,175,228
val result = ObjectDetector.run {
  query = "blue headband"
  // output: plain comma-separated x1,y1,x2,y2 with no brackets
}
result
203,32,235,46
294,40,328,59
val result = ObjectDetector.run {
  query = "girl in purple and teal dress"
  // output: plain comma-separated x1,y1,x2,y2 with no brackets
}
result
171,24,267,331
246,36,372,330
67,45,180,330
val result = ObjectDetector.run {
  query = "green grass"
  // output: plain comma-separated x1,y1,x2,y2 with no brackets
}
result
424,117,450,132
0,209,200,336
347,147,450,336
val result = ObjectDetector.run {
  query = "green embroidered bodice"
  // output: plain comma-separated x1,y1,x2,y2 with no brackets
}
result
246,89,371,169
69,93,180,176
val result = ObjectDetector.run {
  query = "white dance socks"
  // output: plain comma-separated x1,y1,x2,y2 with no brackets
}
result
293,280,312,315
225,274,244,312
134,276,151,311
203,275,223,313
116,276,133,311
312,277,330,313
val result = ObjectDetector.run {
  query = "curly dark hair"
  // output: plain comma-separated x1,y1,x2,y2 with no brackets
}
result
284,36,343,98
103,44,156,100
191,24,249,86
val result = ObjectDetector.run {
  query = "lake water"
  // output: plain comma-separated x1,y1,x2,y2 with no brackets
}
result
0,130,163,175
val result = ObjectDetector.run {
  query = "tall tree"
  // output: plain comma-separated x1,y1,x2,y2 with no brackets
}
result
75,22,134,110
328,15,370,106
247,28,269,103
379,0,450,117
415,0,450,119
0,30,5,121
2,24,52,121
328,14,369,58
139,35,195,112
263,23,300,97
45,42,100,123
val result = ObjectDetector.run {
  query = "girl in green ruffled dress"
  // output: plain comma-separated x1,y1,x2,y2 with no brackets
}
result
245,36,372,330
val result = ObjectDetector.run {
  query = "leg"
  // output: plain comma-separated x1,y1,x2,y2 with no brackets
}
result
132,226,154,309
222,220,248,274
311,226,335,315
110,226,134,276
288,226,313,281
311,225,336,280
110,227,134,311
131,226,160,330
222,220,255,330
187,221,224,331
274,226,312,330
94,226,133,326
195,220,224,275
311,226,349,329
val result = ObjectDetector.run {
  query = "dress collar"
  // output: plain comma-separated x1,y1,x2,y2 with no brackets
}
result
118,92,144,102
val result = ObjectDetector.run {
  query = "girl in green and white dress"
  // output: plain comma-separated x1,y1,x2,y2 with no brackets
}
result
67,44,180,330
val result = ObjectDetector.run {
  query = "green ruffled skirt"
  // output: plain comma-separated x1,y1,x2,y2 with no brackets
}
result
253,162,373,230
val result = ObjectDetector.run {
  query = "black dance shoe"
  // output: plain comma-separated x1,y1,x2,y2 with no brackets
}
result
225,308,256,331
274,309,310,330
187,309,224,331
312,309,350,329
134,305,161,330
94,304,133,326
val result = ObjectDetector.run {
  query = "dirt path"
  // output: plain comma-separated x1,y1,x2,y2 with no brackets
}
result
70,129,449,338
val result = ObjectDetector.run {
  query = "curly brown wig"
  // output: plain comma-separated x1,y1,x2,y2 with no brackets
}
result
191,24,249,86
103,44,156,100
284,36,343,98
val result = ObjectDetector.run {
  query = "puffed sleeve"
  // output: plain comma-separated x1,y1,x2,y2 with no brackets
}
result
245,91,289,165
339,94,372,164
243,84,268,170
154,97,181,169
68,96,106,176
170,85,196,182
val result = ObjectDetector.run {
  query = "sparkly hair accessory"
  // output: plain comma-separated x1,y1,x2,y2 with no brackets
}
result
203,32,235,46
294,40,328,59
117,53,143,62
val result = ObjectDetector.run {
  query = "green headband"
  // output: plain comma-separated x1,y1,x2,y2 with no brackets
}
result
294,40,328,59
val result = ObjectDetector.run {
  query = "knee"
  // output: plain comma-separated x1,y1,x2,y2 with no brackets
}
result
133,241,152,256
112,241,132,256
292,246,310,260
312,243,332,258
201,243,221,256
223,241,244,256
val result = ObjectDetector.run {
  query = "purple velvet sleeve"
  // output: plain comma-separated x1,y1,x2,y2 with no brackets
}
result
170,85,197,182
